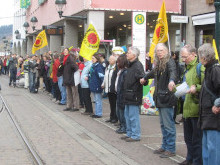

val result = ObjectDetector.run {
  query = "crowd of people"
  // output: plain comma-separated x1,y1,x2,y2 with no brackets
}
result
0,43,219,165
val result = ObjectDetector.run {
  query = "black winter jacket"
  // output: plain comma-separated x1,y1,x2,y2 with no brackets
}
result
116,69,127,110
144,58,177,108
198,60,220,130
110,65,118,93
123,59,146,105
63,55,78,86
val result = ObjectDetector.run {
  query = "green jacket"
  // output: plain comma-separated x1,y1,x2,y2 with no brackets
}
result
183,57,205,118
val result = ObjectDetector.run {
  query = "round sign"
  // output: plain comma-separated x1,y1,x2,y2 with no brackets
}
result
135,14,145,25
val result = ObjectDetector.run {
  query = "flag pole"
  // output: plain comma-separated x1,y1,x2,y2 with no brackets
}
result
167,32,171,55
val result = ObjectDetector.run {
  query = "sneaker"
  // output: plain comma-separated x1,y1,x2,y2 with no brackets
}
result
105,119,111,122
120,136,129,140
81,112,92,115
160,151,176,158
153,148,165,154
91,114,102,118
115,129,126,134
63,108,71,111
110,119,118,123
178,160,192,165
114,122,120,126
71,108,79,112
55,100,60,104
125,138,140,142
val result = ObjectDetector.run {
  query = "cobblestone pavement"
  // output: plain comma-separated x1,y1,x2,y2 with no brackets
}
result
0,75,187,165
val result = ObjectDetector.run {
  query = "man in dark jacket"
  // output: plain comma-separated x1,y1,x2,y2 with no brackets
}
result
141,43,177,158
198,43,220,165
120,47,146,142
8,54,18,87
62,48,79,111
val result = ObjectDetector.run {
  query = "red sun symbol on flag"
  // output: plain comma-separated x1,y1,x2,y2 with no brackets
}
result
87,33,97,44
35,39,41,45
156,26,161,38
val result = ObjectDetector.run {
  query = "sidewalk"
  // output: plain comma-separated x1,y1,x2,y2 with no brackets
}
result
0,75,187,165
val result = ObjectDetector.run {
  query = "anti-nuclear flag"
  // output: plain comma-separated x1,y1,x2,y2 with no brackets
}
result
149,0,168,63
32,30,48,54
79,24,100,60
213,39,219,62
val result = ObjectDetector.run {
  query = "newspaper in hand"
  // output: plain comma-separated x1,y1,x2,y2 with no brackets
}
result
175,82,189,98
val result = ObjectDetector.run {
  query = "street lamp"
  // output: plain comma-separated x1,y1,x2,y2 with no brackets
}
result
23,22,30,34
215,0,220,59
14,30,20,35
30,16,38,31
55,0,87,21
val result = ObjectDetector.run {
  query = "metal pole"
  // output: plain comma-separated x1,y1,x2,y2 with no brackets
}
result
215,0,220,59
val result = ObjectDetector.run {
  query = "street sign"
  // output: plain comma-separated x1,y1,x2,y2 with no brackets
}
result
46,28,63,35
132,12,146,68
171,15,188,23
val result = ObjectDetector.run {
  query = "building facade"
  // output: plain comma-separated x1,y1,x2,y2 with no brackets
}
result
13,0,27,56
13,0,183,57
185,0,215,48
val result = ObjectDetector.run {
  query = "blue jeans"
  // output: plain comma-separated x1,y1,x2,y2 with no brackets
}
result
158,107,176,153
203,130,220,165
93,92,102,116
58,76,66,104
183,118,202,165
117,105,126,132
29,72,36,93
124,105,141,140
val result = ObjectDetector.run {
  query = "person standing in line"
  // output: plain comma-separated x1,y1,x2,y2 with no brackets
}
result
178,44,204,165
171,51,185,124
77,56,85,109
89,54,105,118
63,48,80,111
52,53,61,104
120,46,146,142
8,54,18,87
115,55,128,134
80,57,93,115
140,43,177,158
198,43,220,165
102,55,118,123
28,55,39,93
57,54,66,105
110,47,125,126
23,55,30,89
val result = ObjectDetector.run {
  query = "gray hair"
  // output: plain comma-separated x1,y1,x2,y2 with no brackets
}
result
129,46,140,58
198,43,215,63
154,43,170,72
180,44,196,55
154,43,169,56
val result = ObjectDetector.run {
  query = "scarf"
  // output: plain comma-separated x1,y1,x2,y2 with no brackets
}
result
63,54,70,65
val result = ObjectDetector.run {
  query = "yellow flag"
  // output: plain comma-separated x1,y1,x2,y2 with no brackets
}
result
32,30,48,54
69,45,73,51
79,24,100,60
149,0,168,63
213,39,219,62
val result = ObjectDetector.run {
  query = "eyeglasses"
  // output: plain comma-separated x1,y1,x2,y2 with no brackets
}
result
181,55,189,59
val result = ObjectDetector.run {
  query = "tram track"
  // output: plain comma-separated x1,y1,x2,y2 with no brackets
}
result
0,94,44,165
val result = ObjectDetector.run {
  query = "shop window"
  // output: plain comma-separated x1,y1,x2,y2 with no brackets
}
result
195,25,215,48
